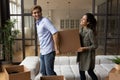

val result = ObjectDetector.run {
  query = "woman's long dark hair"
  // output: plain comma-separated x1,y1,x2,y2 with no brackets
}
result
85,13,97,36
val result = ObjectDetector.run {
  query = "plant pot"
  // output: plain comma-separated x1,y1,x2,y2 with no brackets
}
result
115,64,120,71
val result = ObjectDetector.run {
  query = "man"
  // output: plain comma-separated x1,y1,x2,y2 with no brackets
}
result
31,5,59,76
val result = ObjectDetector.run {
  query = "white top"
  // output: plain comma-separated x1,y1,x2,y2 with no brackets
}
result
36,17,58,55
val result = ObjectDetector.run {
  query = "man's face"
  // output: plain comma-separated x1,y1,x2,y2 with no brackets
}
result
32,9,42,20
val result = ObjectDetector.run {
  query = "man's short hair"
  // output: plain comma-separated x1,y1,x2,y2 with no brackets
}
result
31,5,42,13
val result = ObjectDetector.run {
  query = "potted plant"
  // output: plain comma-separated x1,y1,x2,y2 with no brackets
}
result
2,19,19,62
109,56,120,70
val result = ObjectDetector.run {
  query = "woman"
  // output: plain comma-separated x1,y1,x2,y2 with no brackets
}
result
77,13,98,80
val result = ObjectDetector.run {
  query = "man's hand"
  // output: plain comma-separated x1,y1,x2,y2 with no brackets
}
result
55,49,60,55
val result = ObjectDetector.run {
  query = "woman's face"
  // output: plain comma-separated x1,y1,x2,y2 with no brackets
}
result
80,15,89,27
32,8,42,20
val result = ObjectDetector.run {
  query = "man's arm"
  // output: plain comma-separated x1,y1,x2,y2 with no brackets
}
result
53,32,60,54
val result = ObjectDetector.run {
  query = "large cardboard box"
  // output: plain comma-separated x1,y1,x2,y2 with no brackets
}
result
109,68,120,80
4,65,30,80
40,75,64,80
59,29,80,53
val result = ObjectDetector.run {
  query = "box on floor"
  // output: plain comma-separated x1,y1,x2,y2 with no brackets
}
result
40,75,64,80
109,68,120,80
4,65,30,80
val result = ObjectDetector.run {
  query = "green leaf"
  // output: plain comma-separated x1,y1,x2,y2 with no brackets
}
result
108,56,120,64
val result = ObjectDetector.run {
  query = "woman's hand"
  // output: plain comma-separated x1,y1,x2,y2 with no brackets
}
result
77,47,84,52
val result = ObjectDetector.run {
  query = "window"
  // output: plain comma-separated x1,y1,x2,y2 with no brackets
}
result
10,0,22,32
60,19,79,29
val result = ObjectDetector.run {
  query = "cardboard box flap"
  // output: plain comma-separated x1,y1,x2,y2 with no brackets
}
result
5,65,24,74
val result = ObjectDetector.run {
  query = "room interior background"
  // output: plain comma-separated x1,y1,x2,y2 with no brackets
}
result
0,0,120,63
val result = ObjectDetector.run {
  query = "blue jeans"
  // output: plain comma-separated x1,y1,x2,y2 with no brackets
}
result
40,51,56,76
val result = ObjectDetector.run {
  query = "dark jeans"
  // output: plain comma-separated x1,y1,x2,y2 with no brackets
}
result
40,51,56,76
79,69,98,80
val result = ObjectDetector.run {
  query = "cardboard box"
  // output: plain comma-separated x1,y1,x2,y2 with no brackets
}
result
109,68,120,80
40,75,64,80
105,76,109,80
59,29,81,53
4,65,30,80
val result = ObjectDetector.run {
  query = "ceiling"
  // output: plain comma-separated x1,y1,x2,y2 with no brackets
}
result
24,0,106,11
37,0,92,10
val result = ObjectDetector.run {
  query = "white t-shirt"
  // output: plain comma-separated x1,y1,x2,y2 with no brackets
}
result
36,17,58,55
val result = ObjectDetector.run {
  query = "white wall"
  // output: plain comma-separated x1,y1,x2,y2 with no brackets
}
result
42,9,92,30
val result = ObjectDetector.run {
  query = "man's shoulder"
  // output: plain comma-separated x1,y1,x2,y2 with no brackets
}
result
42,17,49,21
